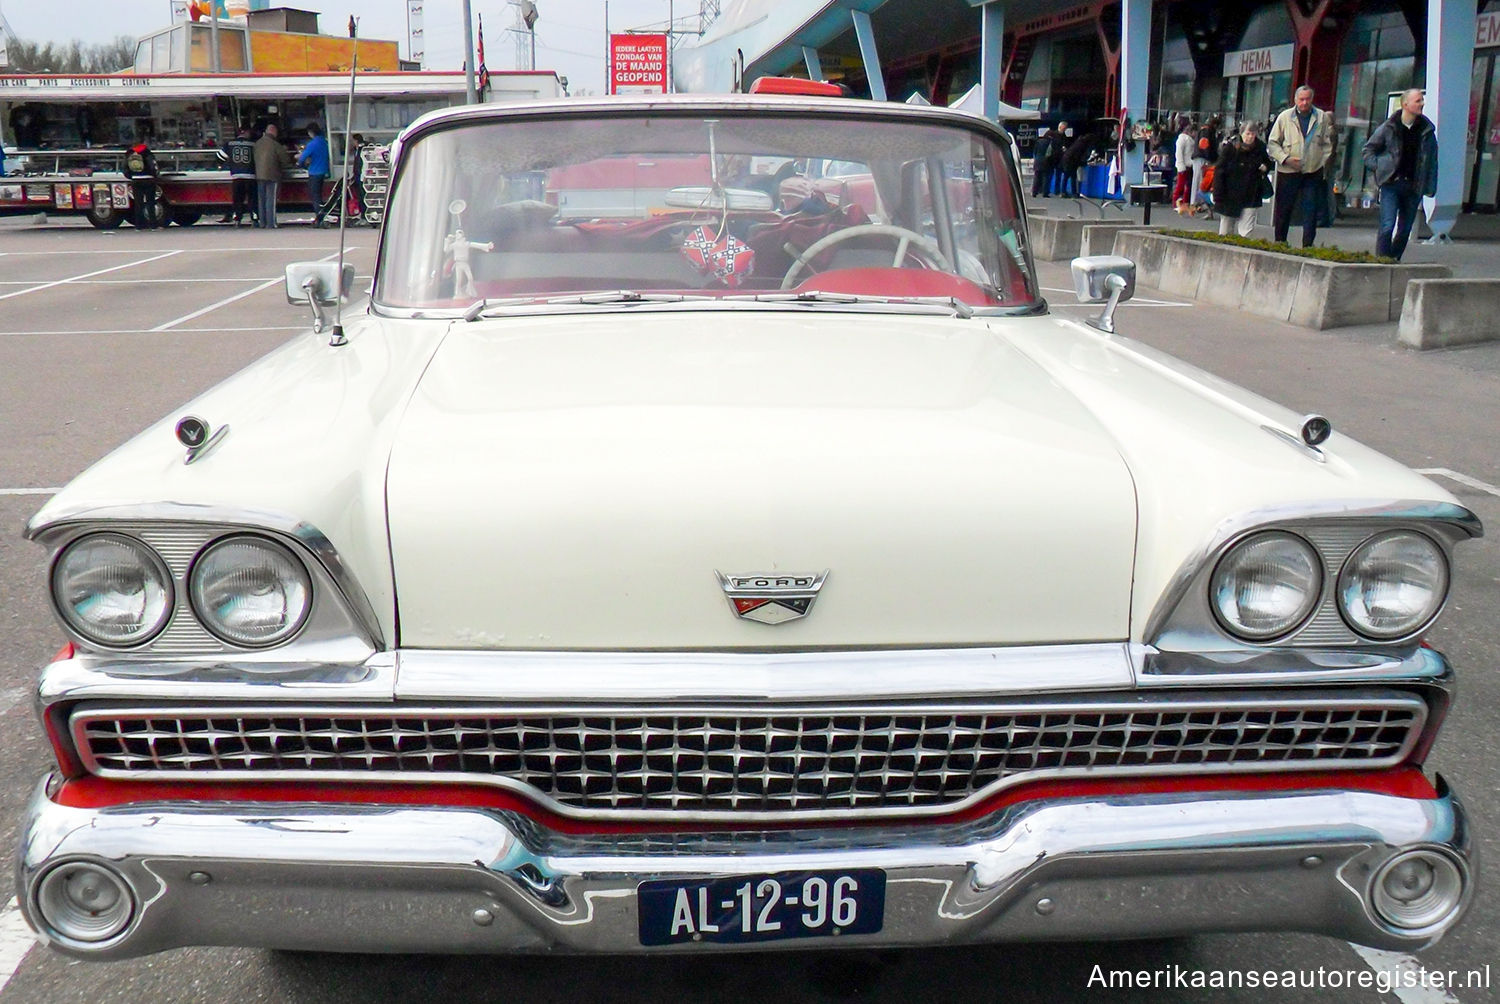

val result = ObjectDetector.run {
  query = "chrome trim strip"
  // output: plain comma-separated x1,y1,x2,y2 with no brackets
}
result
38,653,398,707
1143,501,1483,648
1137,643,1452,688
394,644,1137,702
27,506,386,652
183,424,229,465
66,690,1428,824
16,777,1472,957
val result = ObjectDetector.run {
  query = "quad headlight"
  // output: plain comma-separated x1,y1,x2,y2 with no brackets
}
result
189,535,312,647
1210,531,1322,641
51,533,173,647
1338,531,1448,640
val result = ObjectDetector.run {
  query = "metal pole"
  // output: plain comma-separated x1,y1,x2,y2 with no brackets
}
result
604,0,611,94
209,2,221,73
462,0,477,104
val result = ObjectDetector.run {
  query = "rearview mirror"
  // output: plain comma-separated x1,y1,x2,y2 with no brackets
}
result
285,262,356,306
1069,255,1136,334
285,262,356,335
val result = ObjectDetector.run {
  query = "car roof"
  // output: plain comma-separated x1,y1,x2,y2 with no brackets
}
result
393,93,1011,163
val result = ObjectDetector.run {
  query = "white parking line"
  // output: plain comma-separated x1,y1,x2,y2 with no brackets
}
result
0,275,371,286
1415,468,1500,499
1349,945,1462,1004
151,251,341,332
0,246,360,255
0,250,182,303
0,487,61,495
3,327,305,336
0,277,280,285
0,898,36,996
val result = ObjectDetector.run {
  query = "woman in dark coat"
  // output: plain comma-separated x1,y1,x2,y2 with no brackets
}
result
1211,120,1274,236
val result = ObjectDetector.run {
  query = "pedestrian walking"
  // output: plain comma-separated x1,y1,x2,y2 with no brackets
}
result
1190,117,1219,211
298,123,332,227
1361,88,1438,261
1172,116,1196,214
253,123,295,229
1212,121,1275,237
219,126,257,225
1267,86,1335,247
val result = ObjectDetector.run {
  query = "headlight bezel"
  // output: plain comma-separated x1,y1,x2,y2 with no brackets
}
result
49,531,175,649
1143,504,1478,661
1336,529,1450,642
1208,529,1324,642
187,534,315,649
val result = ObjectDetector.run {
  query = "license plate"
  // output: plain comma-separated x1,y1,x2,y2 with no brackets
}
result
638,868,885,946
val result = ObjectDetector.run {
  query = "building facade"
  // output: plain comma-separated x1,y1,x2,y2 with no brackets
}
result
676,0,1500,214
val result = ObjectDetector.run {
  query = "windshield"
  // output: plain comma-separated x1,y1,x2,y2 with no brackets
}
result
373,110,1038,311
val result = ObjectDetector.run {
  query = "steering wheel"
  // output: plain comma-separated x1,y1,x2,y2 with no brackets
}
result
780,224,955,290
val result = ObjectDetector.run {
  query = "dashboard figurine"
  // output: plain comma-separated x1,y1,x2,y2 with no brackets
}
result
443,227,494,300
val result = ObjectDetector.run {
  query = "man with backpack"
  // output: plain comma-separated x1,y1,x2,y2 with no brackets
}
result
122,131,163,229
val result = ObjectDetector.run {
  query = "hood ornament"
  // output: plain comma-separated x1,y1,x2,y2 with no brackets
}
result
175,415,229,465
716,571,829,625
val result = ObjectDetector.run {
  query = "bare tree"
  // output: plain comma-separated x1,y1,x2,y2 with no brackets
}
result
6,35,137,74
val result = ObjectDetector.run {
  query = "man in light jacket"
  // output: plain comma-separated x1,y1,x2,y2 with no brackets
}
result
253,123,295,229
1267,86,1335,247
1361,89,1438,261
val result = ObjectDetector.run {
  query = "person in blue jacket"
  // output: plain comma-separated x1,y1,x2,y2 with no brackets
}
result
298,123,332,227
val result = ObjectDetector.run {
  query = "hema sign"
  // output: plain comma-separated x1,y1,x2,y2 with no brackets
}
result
1223,44,1294,77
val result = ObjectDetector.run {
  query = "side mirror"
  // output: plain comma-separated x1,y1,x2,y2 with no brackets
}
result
1069,255,1136,334
285,262,356,334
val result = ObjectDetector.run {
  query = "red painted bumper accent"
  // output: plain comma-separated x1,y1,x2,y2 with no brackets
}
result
53,768,1438,836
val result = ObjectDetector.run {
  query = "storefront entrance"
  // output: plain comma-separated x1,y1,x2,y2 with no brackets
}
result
1467,49,1500,212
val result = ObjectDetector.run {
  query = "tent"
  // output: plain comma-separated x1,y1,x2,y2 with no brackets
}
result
947,84,1040,121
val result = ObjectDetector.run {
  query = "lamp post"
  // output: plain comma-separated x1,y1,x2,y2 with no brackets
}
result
462,0,476,103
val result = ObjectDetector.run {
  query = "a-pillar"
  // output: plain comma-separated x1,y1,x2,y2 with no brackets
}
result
1427,0,1477,238
1120,0,1151,185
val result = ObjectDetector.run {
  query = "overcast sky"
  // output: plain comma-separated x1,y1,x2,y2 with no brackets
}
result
4,0,701,94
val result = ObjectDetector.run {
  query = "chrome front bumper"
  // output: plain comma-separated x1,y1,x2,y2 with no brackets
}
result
16,776,1474,959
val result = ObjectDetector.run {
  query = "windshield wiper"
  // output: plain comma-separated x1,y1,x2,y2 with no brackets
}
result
549,290,714,305
473,290,713,318
724,291,974,317
724,291,874,305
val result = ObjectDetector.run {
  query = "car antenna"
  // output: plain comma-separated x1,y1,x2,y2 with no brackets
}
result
329,14,360,347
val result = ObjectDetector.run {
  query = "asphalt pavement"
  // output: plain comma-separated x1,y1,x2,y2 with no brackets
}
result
0,216,1497,1002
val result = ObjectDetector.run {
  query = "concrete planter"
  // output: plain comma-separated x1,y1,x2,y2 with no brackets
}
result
1398,279,1500,349
1027,214,1143,262
1110,231,1449,330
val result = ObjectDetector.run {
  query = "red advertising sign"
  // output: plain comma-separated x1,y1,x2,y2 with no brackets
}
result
610,33,668,94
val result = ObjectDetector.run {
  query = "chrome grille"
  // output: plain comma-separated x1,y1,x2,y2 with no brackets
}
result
72,695,1426,818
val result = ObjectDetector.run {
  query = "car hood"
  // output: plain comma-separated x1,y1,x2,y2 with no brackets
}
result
386,309,1138,649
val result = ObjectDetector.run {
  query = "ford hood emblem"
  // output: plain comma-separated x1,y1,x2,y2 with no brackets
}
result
716,571,829,625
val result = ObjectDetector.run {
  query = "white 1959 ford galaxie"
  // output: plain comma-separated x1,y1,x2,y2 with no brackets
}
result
17,88,1480,958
